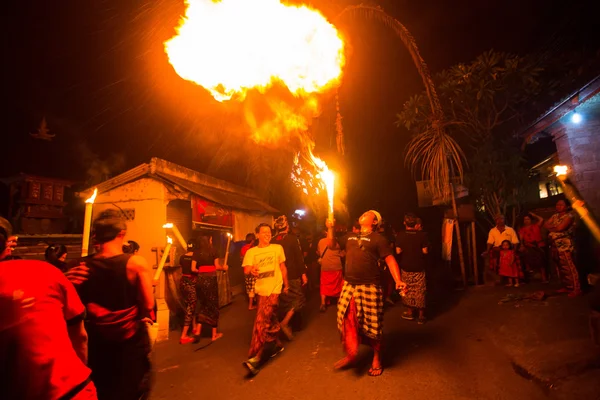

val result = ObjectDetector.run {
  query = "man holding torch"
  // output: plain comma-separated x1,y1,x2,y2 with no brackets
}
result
326,210,406,377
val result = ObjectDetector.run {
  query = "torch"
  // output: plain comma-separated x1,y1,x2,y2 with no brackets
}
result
81,188,98,257
554,165,600,243
321,169,335,223
223,232,233,267
154,236,173,285
162,223,188,250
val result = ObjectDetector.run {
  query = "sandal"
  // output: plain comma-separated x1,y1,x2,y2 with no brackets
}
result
368,367,384,377
179,336,194,345
319,304,327,313
401,311,414,321
417,317,427,325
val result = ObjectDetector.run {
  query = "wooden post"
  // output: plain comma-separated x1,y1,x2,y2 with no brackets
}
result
451,185,467,288
471,221,479,285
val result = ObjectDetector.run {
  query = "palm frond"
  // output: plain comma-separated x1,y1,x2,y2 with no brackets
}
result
337,4,464,199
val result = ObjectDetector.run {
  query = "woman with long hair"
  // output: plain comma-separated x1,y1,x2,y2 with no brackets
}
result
179,238,198,344
191,235,227,341
45,244,68,271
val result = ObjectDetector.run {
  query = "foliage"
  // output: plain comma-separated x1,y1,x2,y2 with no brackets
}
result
397,50,544,225
336,4,463,201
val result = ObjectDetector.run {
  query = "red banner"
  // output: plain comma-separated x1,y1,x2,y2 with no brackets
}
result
191,196,233,228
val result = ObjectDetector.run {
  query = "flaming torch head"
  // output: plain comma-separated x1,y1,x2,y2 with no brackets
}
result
167,236,173,245
554,165,569,179
162,223,174,229
85,188,98,204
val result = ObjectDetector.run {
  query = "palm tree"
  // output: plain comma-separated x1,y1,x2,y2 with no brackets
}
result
335,4,464,200
335,4,467,285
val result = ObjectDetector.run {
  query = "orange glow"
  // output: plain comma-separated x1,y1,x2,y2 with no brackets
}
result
292,149,335,217
165,0,345,102
85,188,98,204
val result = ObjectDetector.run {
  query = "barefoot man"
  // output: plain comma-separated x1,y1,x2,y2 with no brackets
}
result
327,210,406,377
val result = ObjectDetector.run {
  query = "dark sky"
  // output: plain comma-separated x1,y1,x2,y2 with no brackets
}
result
2,0,594,226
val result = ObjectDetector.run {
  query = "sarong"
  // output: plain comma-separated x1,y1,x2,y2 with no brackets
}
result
401,270,426,309
551,239,581,293
320,270,343,297
195,273,219,327
180,276,197,326
337,282,384,340
279,278,306,314
245,274,257,297
248,294,281,358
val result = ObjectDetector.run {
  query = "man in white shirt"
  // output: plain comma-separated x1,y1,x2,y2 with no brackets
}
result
242,223,289,375
485,215,519,274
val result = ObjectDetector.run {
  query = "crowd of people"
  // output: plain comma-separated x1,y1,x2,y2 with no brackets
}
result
485,199,584,296
229,210,434,376
1,211,154,399
1,198,594,398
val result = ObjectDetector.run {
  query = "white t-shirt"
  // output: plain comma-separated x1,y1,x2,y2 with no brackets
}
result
487,226,520,247
242,244,286,296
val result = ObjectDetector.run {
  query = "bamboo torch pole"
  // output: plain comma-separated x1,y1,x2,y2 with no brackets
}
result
153,236,173,285
81,188,98,257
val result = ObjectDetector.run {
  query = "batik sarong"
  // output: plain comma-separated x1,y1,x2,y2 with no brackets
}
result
195,273,219,327
278,278,305,314
180,275,197,326
248,294,281,358
401,270,426,309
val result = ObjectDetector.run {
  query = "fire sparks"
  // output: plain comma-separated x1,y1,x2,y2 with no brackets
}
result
164,0,345,102
291,150,335,218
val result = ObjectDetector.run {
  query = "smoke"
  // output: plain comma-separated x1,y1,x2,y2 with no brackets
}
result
76,142,126,186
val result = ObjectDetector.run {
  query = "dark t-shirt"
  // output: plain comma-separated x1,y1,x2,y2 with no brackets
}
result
193,250,217,267
180,254,194,275
272,233,306,280
339,232,393,285
395,230,430,272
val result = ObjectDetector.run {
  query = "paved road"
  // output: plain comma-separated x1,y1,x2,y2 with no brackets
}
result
151,287,549,400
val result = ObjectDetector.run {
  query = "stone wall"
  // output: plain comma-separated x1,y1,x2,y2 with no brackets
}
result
550,102,600,216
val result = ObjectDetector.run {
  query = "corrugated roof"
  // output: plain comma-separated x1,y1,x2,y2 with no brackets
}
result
154,172,278,213
77,158,278,214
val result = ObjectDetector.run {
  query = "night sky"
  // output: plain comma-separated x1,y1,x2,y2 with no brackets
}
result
2,0,595,226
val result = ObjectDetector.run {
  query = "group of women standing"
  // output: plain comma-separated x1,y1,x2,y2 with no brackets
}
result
518,199,582,296
179,235,227,344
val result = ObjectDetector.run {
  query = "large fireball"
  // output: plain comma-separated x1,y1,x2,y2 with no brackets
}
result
165,0,345,102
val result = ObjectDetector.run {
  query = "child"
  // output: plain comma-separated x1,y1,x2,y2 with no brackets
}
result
498,240,523,287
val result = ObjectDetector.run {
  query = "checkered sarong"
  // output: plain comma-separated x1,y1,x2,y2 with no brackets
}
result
337,281,384,340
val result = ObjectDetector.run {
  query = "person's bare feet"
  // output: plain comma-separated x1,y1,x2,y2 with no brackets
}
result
212,332,224,341
333,356,354,370
248,305,256,310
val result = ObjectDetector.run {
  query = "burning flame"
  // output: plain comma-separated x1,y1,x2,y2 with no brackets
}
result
85,188,98,204
167,236,173,244
162,223,174,229
165,0,345,102
291,149,335,217
554,165,568,177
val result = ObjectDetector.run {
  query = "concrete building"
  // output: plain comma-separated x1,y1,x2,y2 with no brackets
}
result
78,157,277,341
